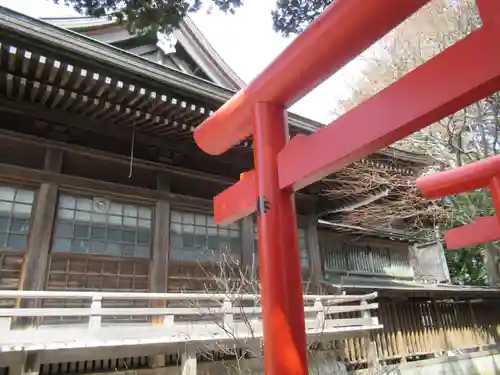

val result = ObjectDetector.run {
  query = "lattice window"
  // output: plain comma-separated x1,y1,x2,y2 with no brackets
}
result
321,231,413,278
44,255,150,324
0,185,35,251
169,211,241,261
52,195,153,258
253,223,310,269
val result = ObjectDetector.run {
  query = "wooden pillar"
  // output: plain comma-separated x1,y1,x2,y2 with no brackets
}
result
181,345,197,375
485,242,500,286
307,214,322,293
362,300,379,373
150,173,171,308
16,351,41,375
241,216,255,276
21,148,62,294
148,174,171,368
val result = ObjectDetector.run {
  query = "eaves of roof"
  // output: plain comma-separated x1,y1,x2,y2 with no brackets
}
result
1,8,319,133
0,7,232,103
0,7,429,164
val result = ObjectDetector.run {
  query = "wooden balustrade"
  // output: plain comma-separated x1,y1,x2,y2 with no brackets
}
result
0,290,499,371
0,290,381,358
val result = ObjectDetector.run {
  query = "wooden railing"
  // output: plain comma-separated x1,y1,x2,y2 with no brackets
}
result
0,290,381,356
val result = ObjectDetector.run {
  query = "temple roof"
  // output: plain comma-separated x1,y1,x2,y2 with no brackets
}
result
0,6,431,165
41,15,246,91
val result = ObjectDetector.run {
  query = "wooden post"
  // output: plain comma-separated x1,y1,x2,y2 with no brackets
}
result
307,214,323,293
485,242,500,286
148,173,170,368
241,216,255,277
88,295,102,331
150,173,171,318
18,353,41,375
362,300,378,373
21,148,62,297
181,345,197,375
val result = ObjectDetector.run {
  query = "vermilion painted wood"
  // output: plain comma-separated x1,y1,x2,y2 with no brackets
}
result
417,154,500,199
444,217,500,249
213,170,256,225
193,0,430,155
278,24,500,191
195,1,500,374
252,102,307,375
417,156,500,249
214,21,500,224
489,176,500,222
476,0,500,26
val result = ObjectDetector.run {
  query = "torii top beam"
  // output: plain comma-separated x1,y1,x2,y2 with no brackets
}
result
194,0,430,156
213,13,500,225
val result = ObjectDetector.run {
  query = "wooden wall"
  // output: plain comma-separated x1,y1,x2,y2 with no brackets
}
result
0,130,322,300
318,298,500,367
319,230,414,282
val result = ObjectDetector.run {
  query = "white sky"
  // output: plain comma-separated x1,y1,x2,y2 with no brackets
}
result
0,0,370,124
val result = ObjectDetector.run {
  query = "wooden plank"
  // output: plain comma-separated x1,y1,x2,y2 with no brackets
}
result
150,173,170,326
377,302,389,360
20,149,62,317
381,301,395,359
457,303,471,348
409,302,424,354
417,302,430,354
391,301,405,358
436,301,450,351
403,302,415,354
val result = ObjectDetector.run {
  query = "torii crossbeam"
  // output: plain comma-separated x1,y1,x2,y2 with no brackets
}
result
192,1,500,374
417,155,500,249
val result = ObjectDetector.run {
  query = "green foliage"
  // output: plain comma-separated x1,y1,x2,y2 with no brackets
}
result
441,188,494,286
445,247,487,286
53,0,243,33
271,0,332,36
53,0,329,36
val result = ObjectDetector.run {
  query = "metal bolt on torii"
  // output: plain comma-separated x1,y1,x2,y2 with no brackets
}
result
192,0,500,374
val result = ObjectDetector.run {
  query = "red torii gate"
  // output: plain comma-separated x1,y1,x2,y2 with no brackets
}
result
417,155,500,249
192,0,500,374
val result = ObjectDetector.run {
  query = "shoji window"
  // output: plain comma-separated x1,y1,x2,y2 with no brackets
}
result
169,210,241,262
52,195,153,258
0,185,35,250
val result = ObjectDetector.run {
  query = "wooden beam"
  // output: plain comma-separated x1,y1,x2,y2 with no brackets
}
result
0,96,196,156
0,128,317,205
0,162,212,210
20,149,62,314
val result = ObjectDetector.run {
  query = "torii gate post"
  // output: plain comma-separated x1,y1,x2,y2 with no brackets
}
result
192,1,500,374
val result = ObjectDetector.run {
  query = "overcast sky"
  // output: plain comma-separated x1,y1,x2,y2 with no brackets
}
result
0,0,371,124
